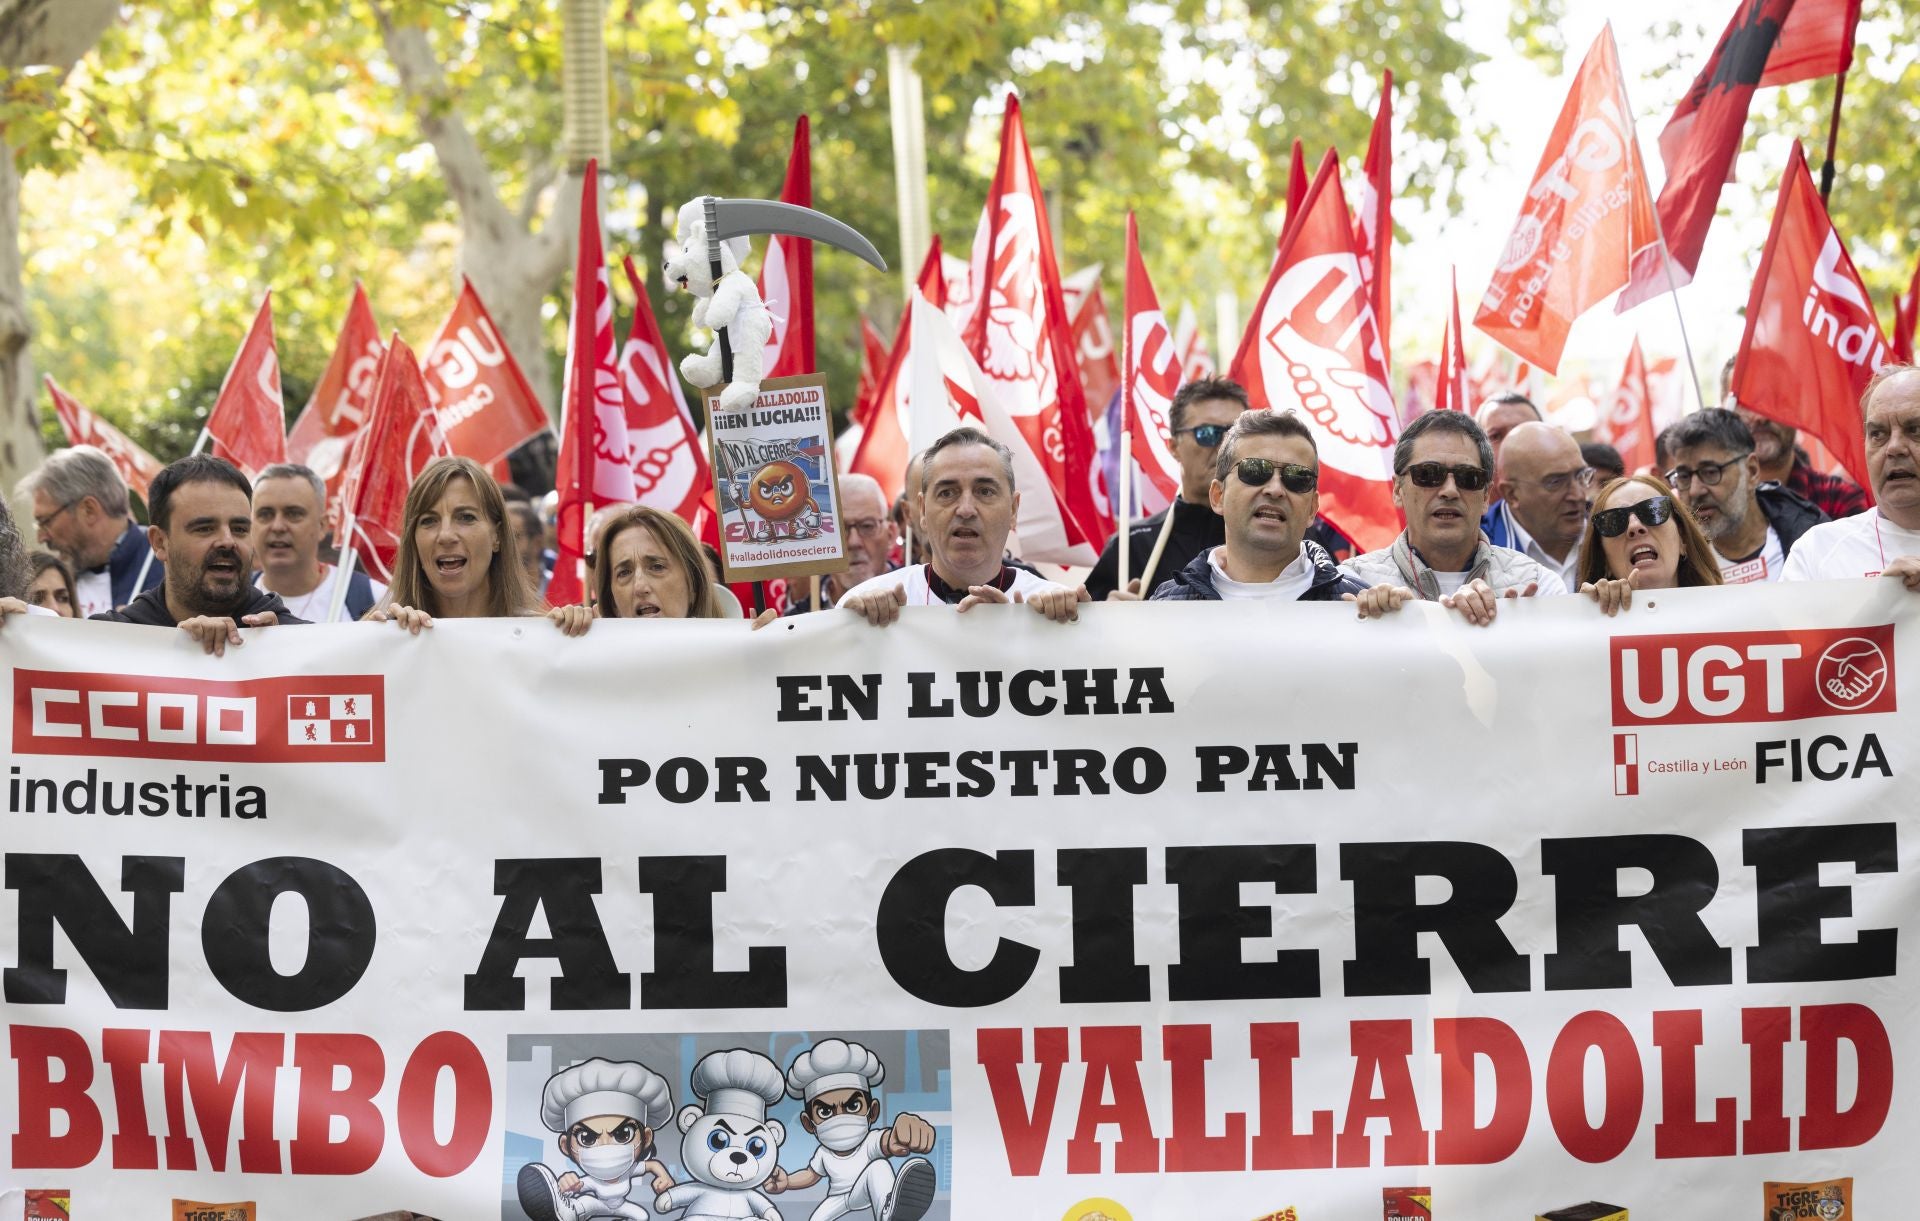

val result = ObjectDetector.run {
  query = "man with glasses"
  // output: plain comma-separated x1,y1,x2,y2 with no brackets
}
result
1666,408,1825,584
15,444,162,616
1341,410,1565,625
1486,421,1594,591
1148,410,1364,601
786,472,898,613
1085,377,1249,600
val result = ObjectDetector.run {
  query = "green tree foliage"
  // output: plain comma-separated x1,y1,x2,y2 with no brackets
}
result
18,0,1486,478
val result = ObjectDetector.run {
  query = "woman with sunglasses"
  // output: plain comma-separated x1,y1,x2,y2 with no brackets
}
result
1575,474,1723,615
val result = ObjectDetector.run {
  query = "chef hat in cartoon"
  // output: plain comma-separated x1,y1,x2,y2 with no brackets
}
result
690,1048,786,1123
540,1057,674,1133
785,1038,885,1104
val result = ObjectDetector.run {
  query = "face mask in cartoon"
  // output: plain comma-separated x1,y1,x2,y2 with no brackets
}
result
816,1113,870,1153
577,1141,637,1182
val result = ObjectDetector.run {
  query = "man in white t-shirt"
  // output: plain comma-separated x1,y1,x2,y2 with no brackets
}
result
1666,408,1825,583
838,426,1083,626
1148,408,1368,602
252,463,386,621
1783,364,1920,590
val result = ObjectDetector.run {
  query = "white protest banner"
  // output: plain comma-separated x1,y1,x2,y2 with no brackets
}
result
706,373,847,583
1,580,1914,1219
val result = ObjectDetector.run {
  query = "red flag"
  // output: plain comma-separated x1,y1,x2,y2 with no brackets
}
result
1621,0,1858,309
758,115,815,378
853,315,889,427
1476,27,1658,372
621,256,715,542
1730,141,1884,493
1600,338,1659,474
1286,139,1308,231
45,377,164,499
849,240,947,504
1121,214,1185,513
1892,253,1920,364
959,94,1109,561
1173,302,1215,383
1062,265,1122,420
421,278,551,467
550,161,633,606
1435,267,1470,414
1353,71,1393,365
288,283,383,504
205,294,287,478
1230,150,1401,551
336,336,451,584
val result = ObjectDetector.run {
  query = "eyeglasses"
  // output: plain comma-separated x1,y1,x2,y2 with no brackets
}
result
1175,424,1230,448
844,517,891,536
1592,495,1674,538
1509,466,1596,495
1231,458,1317,492
34,499,79,533
1402,462,1492,492
1664,455,1748,489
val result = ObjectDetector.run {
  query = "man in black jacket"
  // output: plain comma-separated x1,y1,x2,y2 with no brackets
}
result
1665,409,1827,584
92,455,305,651
1150,409,1367,602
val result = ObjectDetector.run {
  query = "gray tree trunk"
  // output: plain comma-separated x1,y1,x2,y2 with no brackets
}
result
0,0,123,491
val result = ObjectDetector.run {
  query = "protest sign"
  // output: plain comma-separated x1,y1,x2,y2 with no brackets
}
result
705,373,847,583
1,580,1914,1217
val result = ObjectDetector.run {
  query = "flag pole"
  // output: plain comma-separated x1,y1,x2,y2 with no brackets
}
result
326,515,362,623
1117,423,1133,584
1118,225,1134,587
1818,70,1849,203
1607,22,1707,415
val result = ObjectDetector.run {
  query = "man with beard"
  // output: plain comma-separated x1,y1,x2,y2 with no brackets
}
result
1785,364,1920,589
838,426,1082,626
92,455,305,651
16,444,163,615
1721,354,1868,519
1665,408,1825,584
785,473,897,613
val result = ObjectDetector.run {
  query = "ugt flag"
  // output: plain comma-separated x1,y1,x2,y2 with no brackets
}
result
421,278,551,467
288,282,383,512
336,336,452,585
1120,213,1185,515
205,293,287,478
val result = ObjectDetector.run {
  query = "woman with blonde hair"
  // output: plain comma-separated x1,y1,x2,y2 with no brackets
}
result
1575,473,1723,616
369,456,591,635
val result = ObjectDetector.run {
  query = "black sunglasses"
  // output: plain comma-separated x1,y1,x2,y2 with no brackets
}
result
1176,424,1229,448
1593,495,1674,538
1402,462,1491,492
1232,458,1317,493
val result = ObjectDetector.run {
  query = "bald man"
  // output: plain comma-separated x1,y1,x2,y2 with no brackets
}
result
1485,421,1593,591
1475,393,1543,501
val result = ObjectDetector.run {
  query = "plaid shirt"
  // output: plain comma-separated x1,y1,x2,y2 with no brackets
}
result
1786,454,1869,520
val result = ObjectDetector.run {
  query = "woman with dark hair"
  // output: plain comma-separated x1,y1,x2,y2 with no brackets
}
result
369,456,592,635
1575,474,1723,616
27,550,78,617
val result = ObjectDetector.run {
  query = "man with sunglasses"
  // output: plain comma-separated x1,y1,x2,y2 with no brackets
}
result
1485,421,1594,591
1666,408,1825,584
15,444,163,616
1784,364,1920,588
1342,410,1565,625
1148,410,1364,601
1085,377,1249,600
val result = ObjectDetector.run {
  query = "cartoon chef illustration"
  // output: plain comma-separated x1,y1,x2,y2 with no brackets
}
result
518,1057,676,1221
764,1038,936,1221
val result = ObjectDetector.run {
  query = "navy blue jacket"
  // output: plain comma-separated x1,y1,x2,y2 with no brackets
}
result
1149,542,1366,602
105,521,164,608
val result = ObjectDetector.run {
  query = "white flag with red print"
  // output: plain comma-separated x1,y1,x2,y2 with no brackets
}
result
941,252,975,329
288,282,383,514
1353,70,1394,366
1230,150,1401,552
849,241,947,505
1600,337,1659,475
205,293,287,478
45,377,164,500
621,256,714,541
958,94,1109,560
336,336,451,585
421,278,551,467
550,161,633,605
1062,265,1122,419
1121,214,1184,514
912,288,1090,562
757,115,814,379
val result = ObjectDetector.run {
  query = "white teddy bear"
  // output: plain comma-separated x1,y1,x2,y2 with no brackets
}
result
655,1048,787,1221
664,197,774,412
